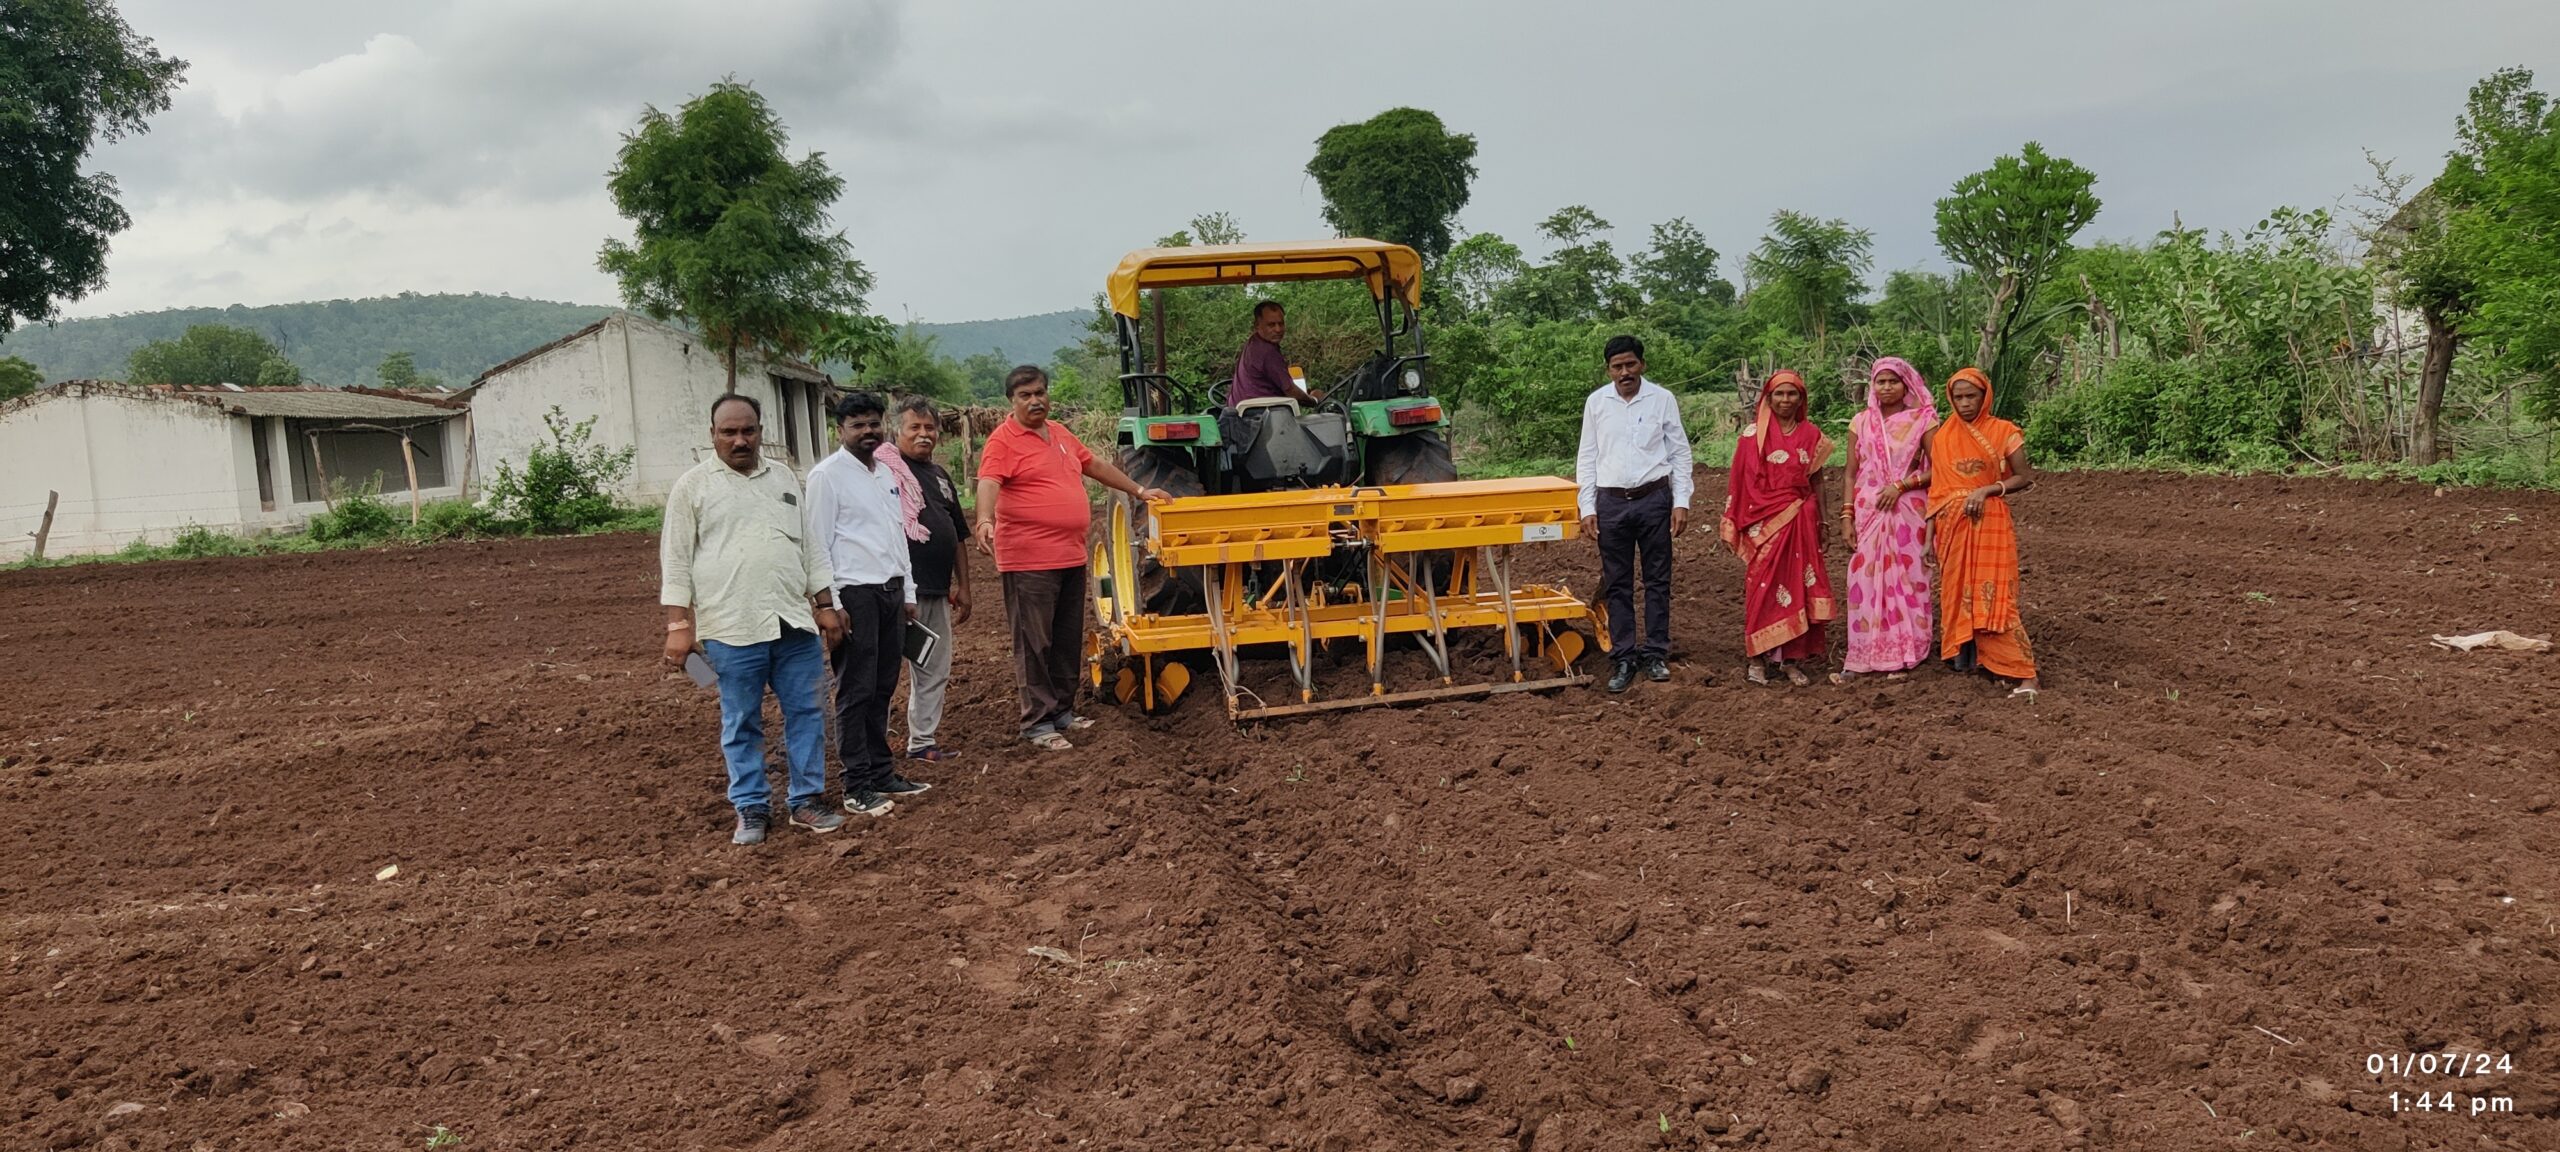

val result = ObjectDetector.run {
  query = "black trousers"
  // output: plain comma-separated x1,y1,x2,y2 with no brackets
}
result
1597,485,1674,660
832,579,905,790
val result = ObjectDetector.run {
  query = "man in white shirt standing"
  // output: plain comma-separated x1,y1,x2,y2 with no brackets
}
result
1576,334,1694,694
662,393,847,845
805,391,924,819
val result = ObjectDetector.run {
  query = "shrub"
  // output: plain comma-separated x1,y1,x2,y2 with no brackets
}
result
488,407,634,534
409,499,498,542
308,477,402,543
165,523,254,559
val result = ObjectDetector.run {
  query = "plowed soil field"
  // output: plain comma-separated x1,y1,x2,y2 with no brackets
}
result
5,469,2558,1152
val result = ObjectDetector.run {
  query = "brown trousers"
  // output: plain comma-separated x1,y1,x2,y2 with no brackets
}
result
1001,565,1086,738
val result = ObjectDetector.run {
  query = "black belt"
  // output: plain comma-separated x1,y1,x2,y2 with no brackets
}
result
1601,476,1669,501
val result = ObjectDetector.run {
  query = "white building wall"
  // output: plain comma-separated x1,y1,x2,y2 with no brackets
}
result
0,391,251,559
469,313,816,504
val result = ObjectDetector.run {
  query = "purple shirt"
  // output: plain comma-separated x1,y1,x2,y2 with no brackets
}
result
1230,336,1294,404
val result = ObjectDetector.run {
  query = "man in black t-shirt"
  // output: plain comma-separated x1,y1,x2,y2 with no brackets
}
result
893,396,973,760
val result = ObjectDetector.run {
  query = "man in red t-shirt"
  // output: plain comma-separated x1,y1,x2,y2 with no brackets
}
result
973,365,1168,750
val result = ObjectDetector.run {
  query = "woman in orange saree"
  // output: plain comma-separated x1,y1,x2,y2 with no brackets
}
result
1719,370,1835,686
1926,367,2041,696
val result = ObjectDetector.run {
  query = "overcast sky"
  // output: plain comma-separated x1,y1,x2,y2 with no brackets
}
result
73,0,2560,325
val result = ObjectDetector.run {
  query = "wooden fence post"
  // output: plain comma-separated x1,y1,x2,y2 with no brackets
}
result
399,432,422,524
31,490,58,560
308,434,334,511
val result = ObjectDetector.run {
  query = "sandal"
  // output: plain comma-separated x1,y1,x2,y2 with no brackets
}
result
1062,714,1096,732
2008,685,2040,700
1747,663,1770,686
1028,732,1073,752
1783,665,1811,687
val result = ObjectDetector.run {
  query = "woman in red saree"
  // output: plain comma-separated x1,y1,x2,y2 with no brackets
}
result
1927,367,2041,696
1719,370,1836,685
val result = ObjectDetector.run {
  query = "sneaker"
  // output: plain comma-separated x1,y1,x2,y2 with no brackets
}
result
878,774,932,795
842,790,896,817
907,746,948,763
1606,660,1639,694
1644,655,1672,683
788,804,845,834
732,808,771,845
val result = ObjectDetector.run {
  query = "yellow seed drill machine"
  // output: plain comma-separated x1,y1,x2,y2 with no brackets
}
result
1084,240,1603,720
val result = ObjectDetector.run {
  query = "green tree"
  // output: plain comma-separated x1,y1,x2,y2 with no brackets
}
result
857,322,966,403
374,349,442,389
807,311,893,377
254,355,302,387
0,354,39,400
1504,206,1634,324
0,0,187,336
1438,233,1527,321
1632,218,1735,309
1305,108,1479,264
2360,163,2472,464
2439,67,2560,421
1934,141,2101,402
598,79,874,393
1743,211,1873,355
127,324,292,386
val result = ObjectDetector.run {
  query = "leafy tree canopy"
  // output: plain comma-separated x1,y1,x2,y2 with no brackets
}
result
598,79,876,390
2438,67,2560,416
0,0,187,336
0,354,39,401
127,324,292,387
1306,108,1478,264
1743,211,1874,353
1934,141,2101,402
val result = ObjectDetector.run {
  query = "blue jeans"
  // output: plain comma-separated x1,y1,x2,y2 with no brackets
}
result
701,626,829,814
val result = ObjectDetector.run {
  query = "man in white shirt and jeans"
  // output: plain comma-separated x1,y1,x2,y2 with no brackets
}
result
1576,334,1694,694
805,391,925,819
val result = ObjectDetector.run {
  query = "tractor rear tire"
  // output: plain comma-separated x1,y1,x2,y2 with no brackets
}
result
1117,446,1207,615
1364,427,1458,487
1363,428,1459,593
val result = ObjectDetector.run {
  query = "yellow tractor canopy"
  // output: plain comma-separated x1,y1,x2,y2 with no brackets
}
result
1106,239,1424,319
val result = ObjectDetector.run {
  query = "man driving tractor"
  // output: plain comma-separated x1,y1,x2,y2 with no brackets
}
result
1229,300,1319,407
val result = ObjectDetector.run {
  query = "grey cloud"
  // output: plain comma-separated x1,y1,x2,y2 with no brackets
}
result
72,0,2560,323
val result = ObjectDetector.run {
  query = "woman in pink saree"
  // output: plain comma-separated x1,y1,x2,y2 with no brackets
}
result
1838,357,1936,678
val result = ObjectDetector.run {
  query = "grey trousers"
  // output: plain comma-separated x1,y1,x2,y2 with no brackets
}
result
905,595,953,750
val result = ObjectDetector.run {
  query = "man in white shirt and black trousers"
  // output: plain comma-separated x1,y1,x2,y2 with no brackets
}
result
805,391,928,818
1576,334,1695,694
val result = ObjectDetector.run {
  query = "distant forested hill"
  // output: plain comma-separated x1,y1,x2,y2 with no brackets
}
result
0,294,1092,387
912,309,1090,365
2,294,614,386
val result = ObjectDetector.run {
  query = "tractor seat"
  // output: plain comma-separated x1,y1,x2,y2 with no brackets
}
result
1231,395,1301,417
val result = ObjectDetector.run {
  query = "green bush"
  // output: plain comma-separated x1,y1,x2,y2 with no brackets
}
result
488,406,634,534
409,499,499,542
308,477,402,543
165,523,255,559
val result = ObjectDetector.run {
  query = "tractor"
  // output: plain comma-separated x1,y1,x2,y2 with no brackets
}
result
1085,240,1604,720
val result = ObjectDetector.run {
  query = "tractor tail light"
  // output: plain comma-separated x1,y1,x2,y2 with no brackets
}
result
1148,420,1201,441
1389,404,1443,427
